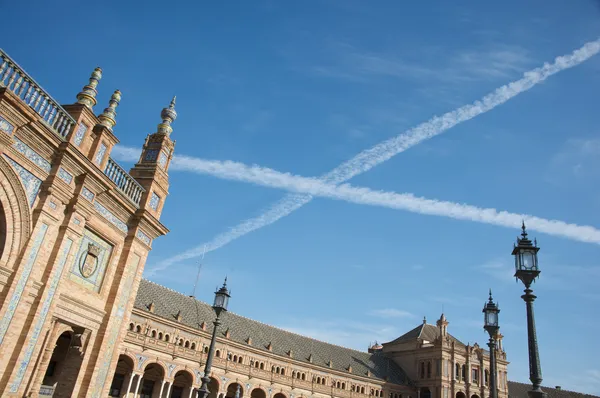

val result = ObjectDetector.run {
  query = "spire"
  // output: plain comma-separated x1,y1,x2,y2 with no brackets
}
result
76,67,102,108
156,96,177,136
521,220,528,238
97,90,121,131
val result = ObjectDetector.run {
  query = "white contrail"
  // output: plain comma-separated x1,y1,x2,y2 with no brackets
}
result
111,38,600,273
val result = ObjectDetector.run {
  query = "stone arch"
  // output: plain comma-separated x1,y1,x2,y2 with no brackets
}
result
0,155,32,270
471,395,480,398
172,369,195,397
252,387,268,398
456,392,466,398
273,392,287,398
109,354,135,397
144,360,168,376
225,382,244,398
207,376,220,398
139,361,166,397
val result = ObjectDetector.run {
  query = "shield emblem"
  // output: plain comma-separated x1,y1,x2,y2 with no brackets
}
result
80,243,100,278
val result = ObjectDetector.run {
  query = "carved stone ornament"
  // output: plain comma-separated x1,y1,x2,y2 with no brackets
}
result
79,243,101,278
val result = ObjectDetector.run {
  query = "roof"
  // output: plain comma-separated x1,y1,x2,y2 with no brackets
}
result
382,323,465,347
135,279,411,386
508,381,599,398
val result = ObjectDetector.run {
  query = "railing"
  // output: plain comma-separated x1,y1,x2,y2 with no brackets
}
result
39,384,55,396
0,49,76,139
104,157,145,205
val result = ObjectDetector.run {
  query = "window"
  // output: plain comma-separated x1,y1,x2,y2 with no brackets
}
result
185,341,190,348
427,362,432,378
472,367,479,384
165,334,170,342
191,343,196,350
109,373,125,397
436,359,441,376
215,350,220,358
158,332,163,340
361,387,365,394
204,346,209,354
151,330,156,338
238,356,243,364
129,323,134,331
135,325,141,333
342,383,346,390
420,362,425,378
461,364,466,381
455,363,460,379
484,369,489,386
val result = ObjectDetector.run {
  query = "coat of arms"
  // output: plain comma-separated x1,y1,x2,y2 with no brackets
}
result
79,243,101,278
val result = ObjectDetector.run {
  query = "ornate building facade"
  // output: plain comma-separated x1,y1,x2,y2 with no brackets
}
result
0,50,590,398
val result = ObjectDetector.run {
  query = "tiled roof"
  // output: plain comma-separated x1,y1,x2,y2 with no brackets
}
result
383,323,465,347
508,381,599,398
135,279,412,386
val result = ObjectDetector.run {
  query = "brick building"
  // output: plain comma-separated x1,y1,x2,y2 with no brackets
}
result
0,50,595,398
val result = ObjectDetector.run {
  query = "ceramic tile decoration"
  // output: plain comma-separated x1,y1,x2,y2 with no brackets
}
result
12,136,51,172
81,187,95,202
144,149,159,161
92,253,140,397
93,202,128,233
58,167,73,184
135,354,148,370
73,217,81,225
0,115,14,134
0,224,48,345
136,230,151,245
149,192,160,211
9,238,73,392
4,155,42,206
74,122,87,146
158,150,168,168
69,229,113,292
48,201,57,210
94,142,107,165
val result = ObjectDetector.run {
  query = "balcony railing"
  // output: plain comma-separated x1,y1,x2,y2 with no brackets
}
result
105,158,145,205
0,49,76,139
39,385,55,396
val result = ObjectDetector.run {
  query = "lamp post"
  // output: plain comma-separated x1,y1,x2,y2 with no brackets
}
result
483,290,499,398
197,278,231,398
512,223,546,398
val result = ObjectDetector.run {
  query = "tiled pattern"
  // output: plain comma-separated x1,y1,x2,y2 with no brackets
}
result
136,230,151,245
135,354,148,370
0,115,14,134
73,218,82,225
48,201,57,210
81,187,95,202
9,238,73,392
144,149,159,162
0,223,48,345
94,202,128,233
12,136,51,172
94,142,107,165
158,151,168,168
4,155,42,206
74,122,87,146
92,253,141,397
149,192,160,211
167,363,177,377
69,229,113,292
58,167,73,184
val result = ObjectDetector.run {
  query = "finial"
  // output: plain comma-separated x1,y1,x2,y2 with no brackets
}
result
521,221,528,238
156,96,178,136
97,89,121,131
76,67,103,108
423,316,426,324
223,276,228,288
488,289,494,302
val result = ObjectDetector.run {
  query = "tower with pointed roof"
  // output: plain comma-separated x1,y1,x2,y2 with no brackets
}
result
129,97,177,220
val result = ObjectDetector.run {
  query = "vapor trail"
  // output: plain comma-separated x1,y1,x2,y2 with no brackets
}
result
110,38,600,274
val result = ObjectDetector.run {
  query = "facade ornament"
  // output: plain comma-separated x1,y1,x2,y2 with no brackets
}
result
97,89,121,131
156,96,177,136
76,67,102,108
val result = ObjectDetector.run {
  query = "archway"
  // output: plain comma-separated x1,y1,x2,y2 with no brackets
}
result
226,383,244,398
109,354,135,397
273,392,286,398
456,392,466,398
471,395,480,398
140,362,165,398
251,388,267,398
207,377,220,398
171,369,194,398
40,330,86,397
420,388,431,398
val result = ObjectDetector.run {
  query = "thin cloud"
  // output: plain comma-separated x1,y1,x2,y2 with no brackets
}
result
111,38,600,274
369,309,414,319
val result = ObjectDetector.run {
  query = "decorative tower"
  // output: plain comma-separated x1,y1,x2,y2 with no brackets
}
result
437,313,448,337
76,67,102,108
129,97,177,219
90,90,121,169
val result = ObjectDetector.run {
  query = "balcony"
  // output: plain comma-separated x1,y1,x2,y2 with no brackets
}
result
0,49,144,206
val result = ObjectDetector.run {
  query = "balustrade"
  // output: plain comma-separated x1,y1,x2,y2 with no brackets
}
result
104,157,144,205
0,49,76,138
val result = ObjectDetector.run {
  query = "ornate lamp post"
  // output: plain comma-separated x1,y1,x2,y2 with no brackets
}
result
483,290,499,398
512,223,546,398
197,278,231,398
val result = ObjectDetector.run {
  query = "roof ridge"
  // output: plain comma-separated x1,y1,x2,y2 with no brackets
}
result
142,278,371,356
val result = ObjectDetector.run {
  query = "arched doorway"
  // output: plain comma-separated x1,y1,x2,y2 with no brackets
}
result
456,392,466,398
273,393,286,398
206,377,220,398
226,383,244,398
108,354,134,397
420,388,431,398
41,330,86,397
140,362,165,398
252,388,268,398
471,395,480,398
171,369,194,398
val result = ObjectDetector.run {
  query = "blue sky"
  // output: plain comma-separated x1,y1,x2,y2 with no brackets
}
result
4,0,600,394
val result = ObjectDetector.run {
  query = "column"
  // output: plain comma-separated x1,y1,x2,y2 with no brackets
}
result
125,373,136,398
27,320,61,397
158,379,166,398
134,375,143,396
165,381,173,398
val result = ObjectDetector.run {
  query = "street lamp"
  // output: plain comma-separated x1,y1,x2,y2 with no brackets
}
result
197,278,231,398
512,223,546,398
483,290,499,398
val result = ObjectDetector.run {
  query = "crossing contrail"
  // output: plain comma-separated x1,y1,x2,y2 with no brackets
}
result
110,37,600,274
